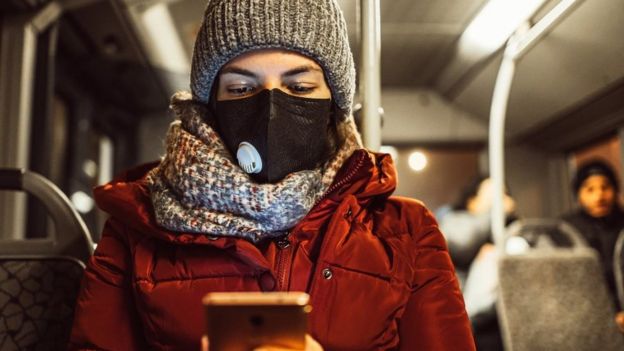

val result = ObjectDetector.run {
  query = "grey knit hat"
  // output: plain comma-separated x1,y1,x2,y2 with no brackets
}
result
190,0,356,115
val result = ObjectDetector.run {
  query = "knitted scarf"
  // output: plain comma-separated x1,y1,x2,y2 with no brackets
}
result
146,92,362,243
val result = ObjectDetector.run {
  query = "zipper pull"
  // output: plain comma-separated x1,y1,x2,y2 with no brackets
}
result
275,232,291,249
276,237,291,249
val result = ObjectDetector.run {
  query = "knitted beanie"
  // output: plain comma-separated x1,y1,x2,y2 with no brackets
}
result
572,159,620,195
190,0,355,115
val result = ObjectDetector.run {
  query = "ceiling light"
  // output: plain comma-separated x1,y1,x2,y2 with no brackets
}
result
82,159,97,179
138,3,190,73
71,191,95,214
408,151,428,172
460,0,547,56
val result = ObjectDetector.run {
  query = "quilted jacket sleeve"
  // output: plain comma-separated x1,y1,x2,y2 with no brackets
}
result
399,203,476,351
69,219,147,350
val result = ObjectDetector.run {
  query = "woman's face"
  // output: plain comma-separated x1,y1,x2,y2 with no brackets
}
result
578,174,616,218
216,49,332,101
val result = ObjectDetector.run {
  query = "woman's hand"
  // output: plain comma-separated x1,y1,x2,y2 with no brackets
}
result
201,334,323,351
253,334,323,351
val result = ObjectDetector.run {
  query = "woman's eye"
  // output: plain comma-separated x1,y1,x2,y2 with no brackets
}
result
227,85,255,96
289,84,315,94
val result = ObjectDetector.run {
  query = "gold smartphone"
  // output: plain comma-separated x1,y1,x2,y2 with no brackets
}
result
203,292,311,351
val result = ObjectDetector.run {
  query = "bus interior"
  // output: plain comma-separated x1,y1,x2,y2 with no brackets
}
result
1,0,624,349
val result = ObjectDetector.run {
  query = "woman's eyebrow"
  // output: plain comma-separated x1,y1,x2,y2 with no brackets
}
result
219,66,259,79
282,65,322,78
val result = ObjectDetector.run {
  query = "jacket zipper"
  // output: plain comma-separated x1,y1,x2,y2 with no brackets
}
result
302,152,368,295
276,151,368,291
275,238,293,291
312,151,368,209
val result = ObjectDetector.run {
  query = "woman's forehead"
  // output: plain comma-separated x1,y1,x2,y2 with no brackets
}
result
220,49,324,75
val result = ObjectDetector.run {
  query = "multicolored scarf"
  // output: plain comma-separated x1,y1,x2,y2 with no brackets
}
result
146,92,361,243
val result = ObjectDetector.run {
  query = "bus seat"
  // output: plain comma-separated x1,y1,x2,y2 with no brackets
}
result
0,257,84,350
0,169,95,350
497,219,624,350
505,218,588,250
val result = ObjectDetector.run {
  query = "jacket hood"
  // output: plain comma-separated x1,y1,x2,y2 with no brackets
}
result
93,149,397,245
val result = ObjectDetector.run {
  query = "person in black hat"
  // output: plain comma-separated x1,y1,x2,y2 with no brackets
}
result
562,159,624,314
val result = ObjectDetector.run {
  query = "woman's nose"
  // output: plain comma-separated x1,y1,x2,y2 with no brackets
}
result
260,77,287,94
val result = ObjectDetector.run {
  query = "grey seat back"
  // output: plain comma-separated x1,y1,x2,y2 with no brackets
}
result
0,169,94,350
505,218,587,249
497,219,624,351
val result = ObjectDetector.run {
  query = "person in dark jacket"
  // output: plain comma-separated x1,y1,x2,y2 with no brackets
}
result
562,159,624,329
69,0,475,350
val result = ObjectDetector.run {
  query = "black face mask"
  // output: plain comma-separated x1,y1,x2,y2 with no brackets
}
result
214,89,335,183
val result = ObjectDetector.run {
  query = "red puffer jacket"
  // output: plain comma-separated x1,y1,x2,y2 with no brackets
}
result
70,150,475,350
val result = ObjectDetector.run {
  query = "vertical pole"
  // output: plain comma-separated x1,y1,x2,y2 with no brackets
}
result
488,0,585,250
489,52,516,250
0,17,38,240
0,3,61,240
359,0,382,151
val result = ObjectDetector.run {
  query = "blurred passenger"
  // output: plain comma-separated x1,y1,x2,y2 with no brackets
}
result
440,176,516,283
440,175,516,351
69,0,475,350
561,159,624,330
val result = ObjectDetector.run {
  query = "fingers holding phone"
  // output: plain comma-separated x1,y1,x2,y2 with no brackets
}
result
252,334,322,351
203,292,320,351
201,334,322,351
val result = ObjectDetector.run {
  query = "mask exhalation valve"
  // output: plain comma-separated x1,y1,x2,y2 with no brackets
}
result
237,142,262,174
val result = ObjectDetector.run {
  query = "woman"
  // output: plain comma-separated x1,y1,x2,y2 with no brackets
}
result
69,0,474,350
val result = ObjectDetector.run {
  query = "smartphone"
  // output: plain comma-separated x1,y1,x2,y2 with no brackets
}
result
203,292,311,351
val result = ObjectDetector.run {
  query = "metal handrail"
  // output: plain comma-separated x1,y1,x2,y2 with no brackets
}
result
489,0,586,250
0,168,94,263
